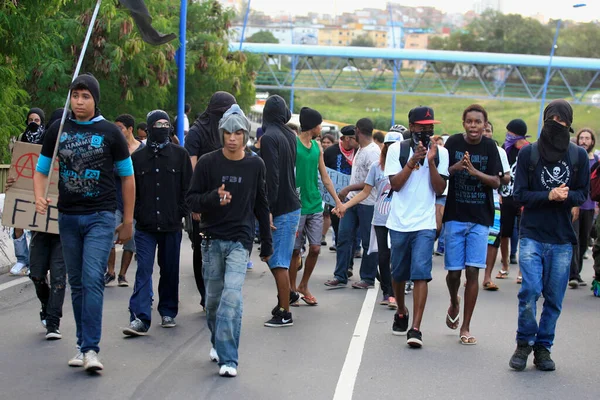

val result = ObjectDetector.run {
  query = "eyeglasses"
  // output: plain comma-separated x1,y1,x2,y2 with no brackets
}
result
153,122,171,129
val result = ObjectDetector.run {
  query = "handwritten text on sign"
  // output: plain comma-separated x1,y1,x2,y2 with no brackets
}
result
318,167,350,207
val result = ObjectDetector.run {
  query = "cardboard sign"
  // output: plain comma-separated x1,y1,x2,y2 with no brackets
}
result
1,142,59,234
318,167,351,207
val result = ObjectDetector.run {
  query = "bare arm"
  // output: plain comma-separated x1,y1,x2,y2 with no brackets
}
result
190,155,198,171
33,171,50,215
427,143,447,196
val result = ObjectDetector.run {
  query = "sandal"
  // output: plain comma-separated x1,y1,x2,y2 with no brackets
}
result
459,335,478,345
301,295,318,306
516,276,522,284
446,296,461,330
496,270,509,279
483,281,499,291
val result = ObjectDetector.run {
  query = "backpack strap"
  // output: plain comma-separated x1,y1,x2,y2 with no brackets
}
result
568,142,580,187
399,139,411,168
528,142,540,189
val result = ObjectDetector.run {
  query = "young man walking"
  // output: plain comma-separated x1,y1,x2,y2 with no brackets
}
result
187,105,272,377
443,104,502,345
384,107,449,347
123,110,192,336
510,100,589,371
105,114,144,287
325,118,380,289
260,95,302,327
35,73,135,372
289,107,342,306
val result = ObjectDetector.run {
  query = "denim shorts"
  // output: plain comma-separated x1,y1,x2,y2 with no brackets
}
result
444,220,488,270
268,209,301,269
389,229,436,282
112,209,136,253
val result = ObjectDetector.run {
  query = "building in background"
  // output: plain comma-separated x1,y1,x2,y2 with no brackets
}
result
473,0,503,14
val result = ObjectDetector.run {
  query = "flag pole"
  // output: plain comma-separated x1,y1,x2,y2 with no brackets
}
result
44,0,103,198
176,0,187,145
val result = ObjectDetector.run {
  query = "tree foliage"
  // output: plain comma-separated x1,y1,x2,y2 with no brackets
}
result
0,0,257,163
246,30,279,44
350,34,375,47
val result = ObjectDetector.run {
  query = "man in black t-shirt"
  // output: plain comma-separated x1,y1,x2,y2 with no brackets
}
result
34,74,135,372
187,105,272,377
442,104,502,346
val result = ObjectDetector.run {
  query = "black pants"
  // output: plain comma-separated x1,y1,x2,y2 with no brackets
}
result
571,209,595,280
29,232,66,328
192,220,206,308
374,225,393,297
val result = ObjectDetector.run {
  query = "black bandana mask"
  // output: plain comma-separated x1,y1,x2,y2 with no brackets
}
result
412,130,433,148
147,127,170,152
23,122,45,144
538,119,570,163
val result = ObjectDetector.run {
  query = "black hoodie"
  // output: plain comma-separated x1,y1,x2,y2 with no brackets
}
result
260,95,301,217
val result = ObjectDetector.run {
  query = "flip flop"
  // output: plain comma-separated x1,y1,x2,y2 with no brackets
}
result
459,335,478,345
446,296,461,330
301,295,318,306
483,281,499,291
516,276,523,284
496,270,509,279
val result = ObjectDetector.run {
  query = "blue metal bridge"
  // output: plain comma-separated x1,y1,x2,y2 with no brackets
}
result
232,43,600,106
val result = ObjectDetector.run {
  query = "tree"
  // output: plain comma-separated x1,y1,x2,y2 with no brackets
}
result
0,0,257,162
246,30,279,44
350,34,375,47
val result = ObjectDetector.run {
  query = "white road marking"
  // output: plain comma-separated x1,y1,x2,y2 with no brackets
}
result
0,277,29,292
333,282,380,400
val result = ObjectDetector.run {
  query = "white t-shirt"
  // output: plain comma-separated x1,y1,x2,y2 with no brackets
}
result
183,114,190,133
347,142,381,205
494,145,510,203
384,142,450,232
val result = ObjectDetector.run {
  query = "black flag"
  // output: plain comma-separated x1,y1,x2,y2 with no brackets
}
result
119,0,177,45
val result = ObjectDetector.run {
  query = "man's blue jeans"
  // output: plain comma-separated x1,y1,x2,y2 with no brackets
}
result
59,211,115,353
201,239,248,368
130,230,182,327
12,229,30,265
334,204,377,284
517,238,572,350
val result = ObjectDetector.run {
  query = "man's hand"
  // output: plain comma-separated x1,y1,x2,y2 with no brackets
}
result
462,153,478,176
549,183,569,202
261,255,271,263
35,197,51,215
572,206,580,222
270,213,277,231
192,212,201,221
427,142,438,165
217,184,231,206
4,176,15,192
338,188,349,202
409,142,427,169
115,221,134,244
333,203,347,218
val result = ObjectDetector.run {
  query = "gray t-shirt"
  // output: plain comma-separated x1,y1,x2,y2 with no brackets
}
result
347,142,381,205
365,161,392,226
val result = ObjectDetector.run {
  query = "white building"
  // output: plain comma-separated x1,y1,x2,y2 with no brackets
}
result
230,24,320,45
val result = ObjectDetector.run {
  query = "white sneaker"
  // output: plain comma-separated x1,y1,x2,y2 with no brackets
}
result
209,348,219,363
68,351,84,367
83,350,104,372
9,262,27,276
219,365,237,377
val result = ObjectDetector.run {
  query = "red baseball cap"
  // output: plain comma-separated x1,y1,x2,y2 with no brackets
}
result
408,106,441,124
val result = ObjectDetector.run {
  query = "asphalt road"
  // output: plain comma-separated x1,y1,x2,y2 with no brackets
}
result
0,233,598,400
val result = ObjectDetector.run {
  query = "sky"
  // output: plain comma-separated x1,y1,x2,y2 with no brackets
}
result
249,0,598,22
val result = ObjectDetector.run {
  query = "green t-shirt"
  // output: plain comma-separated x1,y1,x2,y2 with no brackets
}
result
296,137,323,215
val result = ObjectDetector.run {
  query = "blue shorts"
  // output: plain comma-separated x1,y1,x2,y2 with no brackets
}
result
268,209,301,269
389,229,436,282
444,221,488,270
112,209,136,253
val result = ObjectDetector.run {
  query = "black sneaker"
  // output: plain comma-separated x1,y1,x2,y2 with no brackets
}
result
510,254,518,265
347,268,354,278
271,292,301,315
104,273,116,286
509,342,532,371
577,278,587,287
161,316,177,328
123,318,149,336
264,308,293,328
392,311,409,336
118,275,129,287
40,304,47,329
533,344,556,371
45,325,62,340
406,328,423,348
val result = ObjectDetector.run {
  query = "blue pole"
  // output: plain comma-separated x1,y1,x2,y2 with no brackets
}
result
389,5,397,125
239,0,252,51
290,21,295,113
176,0,187,145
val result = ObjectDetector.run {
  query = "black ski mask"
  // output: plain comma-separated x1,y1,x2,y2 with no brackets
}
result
538,100,573,163
146,110,171,152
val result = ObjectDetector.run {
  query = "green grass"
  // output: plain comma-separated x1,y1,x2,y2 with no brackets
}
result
294,91,600,141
